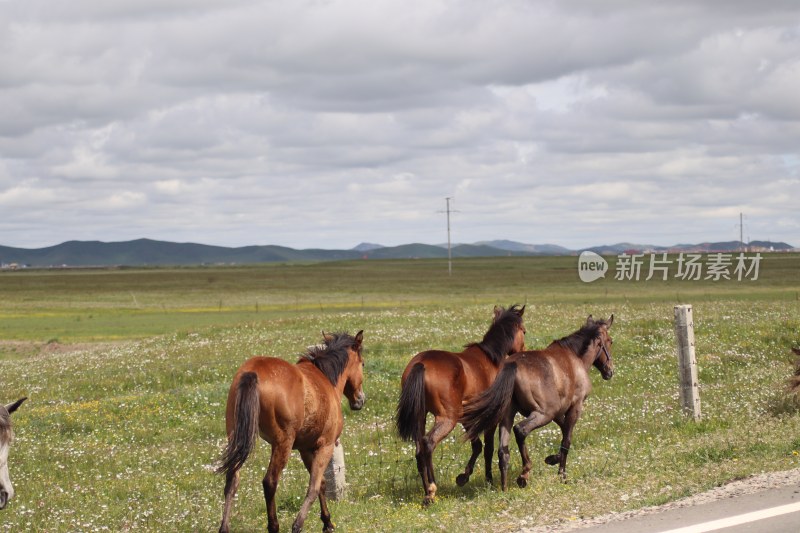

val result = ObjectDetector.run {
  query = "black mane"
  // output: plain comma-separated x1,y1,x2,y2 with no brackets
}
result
301,332,360,386
469,304,525,364
557,319,608,357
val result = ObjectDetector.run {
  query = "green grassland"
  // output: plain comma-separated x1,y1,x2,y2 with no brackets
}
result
1,254,799,532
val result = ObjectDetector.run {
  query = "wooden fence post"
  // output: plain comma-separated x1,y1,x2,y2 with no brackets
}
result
673,304,701,420
324,440,347,500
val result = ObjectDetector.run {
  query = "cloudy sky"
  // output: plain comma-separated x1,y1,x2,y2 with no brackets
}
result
2,1,799,250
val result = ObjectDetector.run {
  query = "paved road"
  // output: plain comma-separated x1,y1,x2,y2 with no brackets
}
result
576,483,800,533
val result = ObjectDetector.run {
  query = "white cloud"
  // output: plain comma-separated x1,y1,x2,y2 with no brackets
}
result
106,191,146,209
0,179,58,207
0,1,798,249
52,146,118,180
153,179,183,195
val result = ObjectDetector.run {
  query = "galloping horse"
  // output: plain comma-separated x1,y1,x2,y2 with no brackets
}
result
461,315,614,490
0,397,26,510
217,331,365,533
396,305,526,505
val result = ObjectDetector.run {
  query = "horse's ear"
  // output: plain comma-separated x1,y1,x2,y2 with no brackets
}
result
322,331,335,344
607,314,614,328
493,305,503,321
586,314,594,326
354,330,364,347
518,304,526,316
6,397,27,414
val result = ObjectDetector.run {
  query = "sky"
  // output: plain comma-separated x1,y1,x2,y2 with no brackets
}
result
1,1,799,250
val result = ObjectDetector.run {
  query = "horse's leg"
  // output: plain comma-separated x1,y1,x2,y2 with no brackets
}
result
545,405,582,482
299,449,335,533
497,414,514,491
412,407,432,499
513,410,551,488
318,477,333,533
543,413,565,468
292,444,335,533
263,442,292,533
421,416,457,505
414,437,431,496
218,468,240,533
455,438,482,487
483,425,496,484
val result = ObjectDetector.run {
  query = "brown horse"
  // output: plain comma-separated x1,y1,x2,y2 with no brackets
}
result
396,304,526,505
1,397,26,510
217,331,365,533
461,315,614,490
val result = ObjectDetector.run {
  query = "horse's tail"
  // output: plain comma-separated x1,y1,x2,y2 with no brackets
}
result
216,371,260,476
461,361,518,441
396,362,426,442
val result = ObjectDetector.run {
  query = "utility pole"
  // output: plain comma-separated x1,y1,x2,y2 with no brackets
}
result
445,197,453,276
437,197,459,275
738,212,746,252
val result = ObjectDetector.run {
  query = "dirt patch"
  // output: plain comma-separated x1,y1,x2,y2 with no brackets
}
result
518,468,800,532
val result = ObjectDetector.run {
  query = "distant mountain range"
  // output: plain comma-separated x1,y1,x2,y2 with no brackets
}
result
0,238,795,268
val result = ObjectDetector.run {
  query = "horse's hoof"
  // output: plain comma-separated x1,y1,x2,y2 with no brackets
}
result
485,475,493,485
455,473,469,487
516,476,527,488
544,454,560,465
422,496,435,507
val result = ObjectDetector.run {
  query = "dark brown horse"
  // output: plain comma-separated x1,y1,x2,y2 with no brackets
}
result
0,397,26,510
461,315,614,490
217,331,365,533
396,305,526,505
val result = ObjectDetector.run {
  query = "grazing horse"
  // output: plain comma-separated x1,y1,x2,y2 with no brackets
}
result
396,304,526,505
0,397,26,510
217,331,366,533
461,315,614,490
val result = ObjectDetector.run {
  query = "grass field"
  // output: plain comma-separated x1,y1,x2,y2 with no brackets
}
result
1,255,799,532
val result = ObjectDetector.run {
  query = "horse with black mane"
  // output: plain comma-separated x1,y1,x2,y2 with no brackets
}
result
461,315,614,490
0,397,26,510
396,304,526,505
217,331,365,533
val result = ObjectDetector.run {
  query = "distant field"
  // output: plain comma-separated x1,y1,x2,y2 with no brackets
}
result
1,255,799,531
1,254,797,342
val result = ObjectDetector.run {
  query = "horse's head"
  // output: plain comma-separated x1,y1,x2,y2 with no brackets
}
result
587,314,614,380
492,304,527,355
331,330,366,411
0,397,26,511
